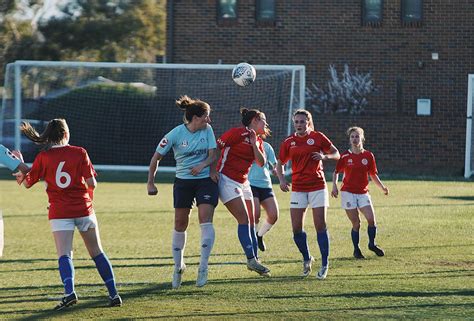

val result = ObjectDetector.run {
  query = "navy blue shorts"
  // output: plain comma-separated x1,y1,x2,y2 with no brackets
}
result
173,177,219,209
250,186,275,202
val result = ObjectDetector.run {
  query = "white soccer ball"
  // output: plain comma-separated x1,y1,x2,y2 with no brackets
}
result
232,62,256,87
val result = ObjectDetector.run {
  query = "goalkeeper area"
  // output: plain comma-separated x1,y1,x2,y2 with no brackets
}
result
1,61,305,171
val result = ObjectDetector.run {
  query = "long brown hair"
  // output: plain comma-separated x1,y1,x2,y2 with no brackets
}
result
176,95,211,124
21,118,69,150
240,107,271,137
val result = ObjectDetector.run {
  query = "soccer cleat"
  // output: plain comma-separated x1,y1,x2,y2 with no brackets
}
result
316,265,329,280
247,258,271,277
172,264,186,289
368,244,385,257
54,292,78,311
196,268,208,287
302,256,314,277
257,234,266,252
353,248,365,259
109,294,123,307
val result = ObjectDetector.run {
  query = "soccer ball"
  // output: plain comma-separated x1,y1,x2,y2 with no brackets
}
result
232,62,256,87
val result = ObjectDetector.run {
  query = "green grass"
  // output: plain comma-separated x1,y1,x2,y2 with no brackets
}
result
0,175,473,319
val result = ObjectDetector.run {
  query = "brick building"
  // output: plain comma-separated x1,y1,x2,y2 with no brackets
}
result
165,1,474,176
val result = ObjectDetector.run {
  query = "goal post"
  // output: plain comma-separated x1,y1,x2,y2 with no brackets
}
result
464,74,474,179
1,60,305,172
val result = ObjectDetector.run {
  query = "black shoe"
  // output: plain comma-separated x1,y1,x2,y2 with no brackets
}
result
368,244,385,257
353,248,365,259
54,292,78,311
257,234,266,252
109,294,123,307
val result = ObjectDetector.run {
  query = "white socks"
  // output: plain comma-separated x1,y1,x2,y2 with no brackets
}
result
257,221,274,237
172,230,186,270
199,223,215,270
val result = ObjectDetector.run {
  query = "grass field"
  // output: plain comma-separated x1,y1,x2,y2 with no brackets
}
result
0,172,473,320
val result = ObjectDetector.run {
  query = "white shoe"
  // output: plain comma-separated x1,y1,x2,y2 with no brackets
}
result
172,264,186,289
302,256,314,277
196,268,208,287
316,265,328,280
247,258,271,277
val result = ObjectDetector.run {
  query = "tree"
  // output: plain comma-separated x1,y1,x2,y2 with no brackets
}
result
0,0,166,86
38,0,166,62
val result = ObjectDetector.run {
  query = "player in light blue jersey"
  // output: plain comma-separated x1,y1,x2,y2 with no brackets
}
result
147,96,218,289
0,144,29,173
248,141,280,253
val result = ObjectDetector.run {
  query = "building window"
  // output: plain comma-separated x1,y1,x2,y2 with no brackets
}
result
217,0,237,20
401,0,422,24
362,0,383,25
256,0,275,21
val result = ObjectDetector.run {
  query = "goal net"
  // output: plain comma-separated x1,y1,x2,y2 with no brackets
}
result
464,74,474,178
1,61,305,172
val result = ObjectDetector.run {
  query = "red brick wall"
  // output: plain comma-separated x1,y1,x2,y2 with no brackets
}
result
167,0,474,176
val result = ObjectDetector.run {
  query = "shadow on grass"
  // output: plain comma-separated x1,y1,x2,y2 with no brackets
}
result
122,302,474,319
439,196,474,201
263,289,474,300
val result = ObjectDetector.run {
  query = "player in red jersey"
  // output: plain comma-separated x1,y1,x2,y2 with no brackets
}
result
13,119,122,310
331,126,389,259
216,108,271,276
276,109,340,280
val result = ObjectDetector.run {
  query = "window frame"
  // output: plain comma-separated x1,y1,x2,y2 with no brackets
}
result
401,0,423,25
217,0,238,24
256,0,276,22
361,0,383,26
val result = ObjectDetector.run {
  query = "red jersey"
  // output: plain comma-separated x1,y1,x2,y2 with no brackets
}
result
25,145,97,219
217,127,265,184
279,131,332,192
335,149,377,194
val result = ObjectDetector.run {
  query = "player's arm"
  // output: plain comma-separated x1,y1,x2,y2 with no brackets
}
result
147,152,163,196
331,171,340,198
85,176,97,200
249,129,265,166
313,144,340,161
276,159,290,192
370,173,389,195
190,148,217,176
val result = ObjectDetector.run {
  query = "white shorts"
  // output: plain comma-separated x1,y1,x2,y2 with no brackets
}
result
50,213,98,232
290,189,329,208
341,191,372,210
218,173,253,204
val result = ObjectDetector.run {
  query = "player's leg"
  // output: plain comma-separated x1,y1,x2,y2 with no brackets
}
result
219,174,269,276
309,189,330,280
51,220,77,310
171,179,194,288
171,208,190,288
346,209,364,259
245,195,259,260
256,189,279,252
341,191,364,259
291,206,313,277
360,202,385,256
195,178,218,287
79,215,121,306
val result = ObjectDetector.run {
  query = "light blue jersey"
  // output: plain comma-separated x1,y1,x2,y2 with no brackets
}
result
156,124,216,179
0,144,21,171
248,142,277,189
